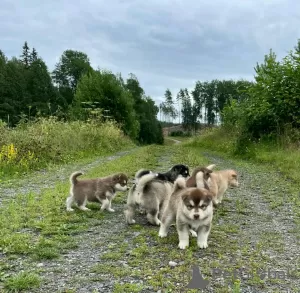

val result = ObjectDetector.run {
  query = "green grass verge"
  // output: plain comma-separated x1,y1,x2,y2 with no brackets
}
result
0,117,134,180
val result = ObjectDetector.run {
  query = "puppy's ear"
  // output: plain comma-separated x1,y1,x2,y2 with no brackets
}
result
181,191,190,202
205,191,214,202
112,174,119,182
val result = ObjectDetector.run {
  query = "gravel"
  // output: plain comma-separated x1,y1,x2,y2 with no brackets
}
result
1,147,299,293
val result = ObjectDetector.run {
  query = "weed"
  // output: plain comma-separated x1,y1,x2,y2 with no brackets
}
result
4,271,41,292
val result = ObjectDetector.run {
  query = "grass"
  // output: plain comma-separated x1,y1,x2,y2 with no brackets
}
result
4,271,41,292
188,127,300,183
0,137,299,292
0,144,163,290
0,117,134,180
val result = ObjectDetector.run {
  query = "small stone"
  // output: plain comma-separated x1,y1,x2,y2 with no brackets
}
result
37,263,44,267
169,261,177,267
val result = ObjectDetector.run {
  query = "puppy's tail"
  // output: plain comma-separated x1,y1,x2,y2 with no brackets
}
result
135,173,158,194
195,171,207,189
70,171,83,185
135,169,152,180
173,177,186,193
206,164,216,170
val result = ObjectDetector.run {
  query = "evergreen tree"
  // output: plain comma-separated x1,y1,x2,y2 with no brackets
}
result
26,58,59,117
29,48,38,64
20,41,30,68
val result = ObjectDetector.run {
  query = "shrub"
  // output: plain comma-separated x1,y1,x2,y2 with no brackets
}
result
0,116,134,179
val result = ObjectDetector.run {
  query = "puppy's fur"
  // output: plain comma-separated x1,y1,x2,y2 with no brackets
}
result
205,164,239,205
159,177,213,249
66,171,129,212
124,164,190,225
124,169,153,223
186,166,214,189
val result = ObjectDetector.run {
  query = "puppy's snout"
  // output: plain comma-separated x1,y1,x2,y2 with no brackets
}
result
194,214,199,220
127,186,130,190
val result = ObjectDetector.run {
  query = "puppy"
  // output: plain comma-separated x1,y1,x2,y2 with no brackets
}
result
124,169,153,224
186,166,214,189
124,164,190,225
205,164,239,205
159,177,213,249
66,171,129,212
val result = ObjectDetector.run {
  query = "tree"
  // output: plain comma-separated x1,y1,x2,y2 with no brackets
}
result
125,74,163,144
163,89,177,122
20,41,30,68
0,57,28,125
52,50,92,105
29,48,38,64
73,69,139,140
180,88,194,131
25,58,60,117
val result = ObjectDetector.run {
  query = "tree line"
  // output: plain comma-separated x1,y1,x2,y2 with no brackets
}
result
160,80,253,131
0,42,163,145
162,39,300,152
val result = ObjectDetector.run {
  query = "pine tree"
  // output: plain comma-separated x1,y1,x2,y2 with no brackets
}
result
29,48,38,64
20,41,30,68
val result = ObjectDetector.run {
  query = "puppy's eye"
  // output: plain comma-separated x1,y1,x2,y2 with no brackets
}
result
187,205,194,210
200,205,207,210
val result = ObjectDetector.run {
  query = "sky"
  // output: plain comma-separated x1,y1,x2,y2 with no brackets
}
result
1,0,300,106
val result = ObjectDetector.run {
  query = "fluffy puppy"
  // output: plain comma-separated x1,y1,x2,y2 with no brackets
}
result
66,171,129,212
159,177,213,249
186,166,214,189
124,164,190,225
124,169,153,224
205,164,239,205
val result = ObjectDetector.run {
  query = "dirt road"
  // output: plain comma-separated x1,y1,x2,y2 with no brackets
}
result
0,143,299,293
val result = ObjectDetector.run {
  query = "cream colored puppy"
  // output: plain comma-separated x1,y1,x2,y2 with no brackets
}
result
205,164,239,205
159,177,213,249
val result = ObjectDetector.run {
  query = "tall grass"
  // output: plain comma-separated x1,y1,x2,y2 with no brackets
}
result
0,117,134,179
187,127,300,182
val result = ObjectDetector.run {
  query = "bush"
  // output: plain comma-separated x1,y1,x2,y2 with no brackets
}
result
169,130,192,137
0,117,134,179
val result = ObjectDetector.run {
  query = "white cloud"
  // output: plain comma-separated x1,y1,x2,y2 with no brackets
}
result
1,0,300,105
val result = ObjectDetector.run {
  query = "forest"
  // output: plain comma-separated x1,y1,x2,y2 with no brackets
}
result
0,42,163,145
2,39,300,152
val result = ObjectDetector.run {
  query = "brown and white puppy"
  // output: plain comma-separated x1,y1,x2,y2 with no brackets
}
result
205,164,239,205
159,177,213,249
66,171,129,212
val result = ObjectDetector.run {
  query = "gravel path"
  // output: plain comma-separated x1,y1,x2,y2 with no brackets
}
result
0,148,137,206
1,145,299,293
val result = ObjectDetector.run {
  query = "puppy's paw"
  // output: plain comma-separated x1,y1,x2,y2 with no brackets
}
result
158,230,167,238
126,219,136,224
178,241,189,250
154,219,161,226
66,208,74,212
197,241,208,249
108,208,115,212
189,229,198,238
79,206,91,211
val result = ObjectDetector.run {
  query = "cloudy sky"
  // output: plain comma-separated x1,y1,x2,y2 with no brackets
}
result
1,0,300,105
